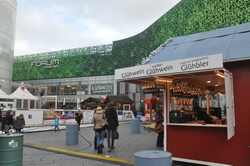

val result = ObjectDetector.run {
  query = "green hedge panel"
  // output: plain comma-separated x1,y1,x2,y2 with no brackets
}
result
13,0,250,81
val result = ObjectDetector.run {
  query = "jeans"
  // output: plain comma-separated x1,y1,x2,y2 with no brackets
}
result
95,129,106,147
54,125,59,131
106,128,114,148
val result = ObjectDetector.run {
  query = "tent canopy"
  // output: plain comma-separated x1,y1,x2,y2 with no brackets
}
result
105,95,134,104
0,88,9,99
8,86,39,100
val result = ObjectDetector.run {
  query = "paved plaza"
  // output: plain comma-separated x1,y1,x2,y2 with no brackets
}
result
22,122,204,166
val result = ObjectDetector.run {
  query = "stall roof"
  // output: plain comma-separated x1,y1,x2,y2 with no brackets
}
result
0,88,9,99
106,95,134,104
8,86,39,100
146,22,250,64
81,97,101,104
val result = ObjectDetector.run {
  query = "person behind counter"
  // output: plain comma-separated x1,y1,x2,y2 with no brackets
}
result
194,106,216,124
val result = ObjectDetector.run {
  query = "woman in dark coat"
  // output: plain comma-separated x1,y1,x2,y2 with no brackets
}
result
105,103,119,152
2,110,14,133
155,108,164,147
75,109,83,131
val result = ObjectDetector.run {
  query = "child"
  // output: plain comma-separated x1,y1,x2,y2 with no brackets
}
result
54,115,60,131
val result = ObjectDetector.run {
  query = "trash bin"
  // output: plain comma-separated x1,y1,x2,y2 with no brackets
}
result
134,150,172,166
66,124,78,145
0,133,24,166
131,118,140,134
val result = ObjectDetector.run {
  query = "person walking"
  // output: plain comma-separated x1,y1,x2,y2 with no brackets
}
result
91,106,106,154
155,108,164,147
105,103,119,152
54,115,60,131
75,109,83,131
14,113,25,133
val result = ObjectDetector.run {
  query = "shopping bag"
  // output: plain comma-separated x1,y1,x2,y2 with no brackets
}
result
113,128,119,139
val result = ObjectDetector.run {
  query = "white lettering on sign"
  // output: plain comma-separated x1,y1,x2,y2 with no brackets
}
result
31,59,60,69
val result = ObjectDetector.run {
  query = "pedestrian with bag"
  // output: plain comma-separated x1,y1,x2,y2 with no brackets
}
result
155,108,164,148
105,103,119,152
14,113,25,133
91,106,107,154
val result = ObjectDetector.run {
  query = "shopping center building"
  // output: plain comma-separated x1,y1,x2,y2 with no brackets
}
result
10,0,250,112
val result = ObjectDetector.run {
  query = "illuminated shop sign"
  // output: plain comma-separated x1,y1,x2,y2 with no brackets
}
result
91,84,113,95
31,59,60,69
115,54,223,81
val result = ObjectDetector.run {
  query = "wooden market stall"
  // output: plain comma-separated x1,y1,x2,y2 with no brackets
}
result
115,23,250,165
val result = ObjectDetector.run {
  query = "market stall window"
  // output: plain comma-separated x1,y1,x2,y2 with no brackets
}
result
167,71,230,126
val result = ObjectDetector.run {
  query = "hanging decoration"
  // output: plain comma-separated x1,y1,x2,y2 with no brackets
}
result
170,79,207,96
172,97,193,111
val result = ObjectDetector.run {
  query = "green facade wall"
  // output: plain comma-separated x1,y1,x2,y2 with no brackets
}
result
13,0,250,81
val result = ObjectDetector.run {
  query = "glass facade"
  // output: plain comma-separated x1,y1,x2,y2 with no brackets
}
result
14,75,148,110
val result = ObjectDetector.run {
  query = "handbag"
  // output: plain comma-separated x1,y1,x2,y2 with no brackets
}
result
101,114,108,128
154,123,164,133
113,128,119,139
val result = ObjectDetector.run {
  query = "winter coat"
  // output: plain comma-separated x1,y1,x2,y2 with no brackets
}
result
5,114,14,126
105,107,119,129
91,110,105,131
75,111,83,122
1,114,14,131
14,116,25,129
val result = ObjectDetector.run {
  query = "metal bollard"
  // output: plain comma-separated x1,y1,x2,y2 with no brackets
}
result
134,150,172,166
66,124,79,145
131,118,140,134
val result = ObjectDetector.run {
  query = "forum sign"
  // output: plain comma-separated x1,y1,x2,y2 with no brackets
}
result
31,59,60,69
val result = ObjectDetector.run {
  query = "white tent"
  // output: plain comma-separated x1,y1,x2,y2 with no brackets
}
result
8,86,39,109
9,86,39,100
0,88,14,109
0,88,9,98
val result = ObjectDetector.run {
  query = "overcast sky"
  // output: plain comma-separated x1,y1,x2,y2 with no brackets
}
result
14,0,181,56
